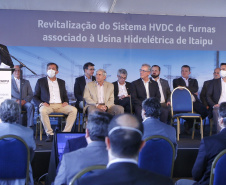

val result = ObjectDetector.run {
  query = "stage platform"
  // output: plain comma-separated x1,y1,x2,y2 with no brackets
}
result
31,124,213,184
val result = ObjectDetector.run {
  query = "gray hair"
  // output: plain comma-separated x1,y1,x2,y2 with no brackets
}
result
117,69,128,77
142,64,151,71
96,69,107,76
0,99,19,123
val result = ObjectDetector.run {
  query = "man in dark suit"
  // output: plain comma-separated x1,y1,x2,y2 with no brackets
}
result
200,68,220,119
207,63,226,133
76,114,173,185
142,97,177,158
151,65,171,123
11,65,34,127
173,65,208,133
175,102,226,185
33,63,77,142
113,68,132,113
0,44,14,68
55,111,112,185
131,64,160,123
74,62,95,109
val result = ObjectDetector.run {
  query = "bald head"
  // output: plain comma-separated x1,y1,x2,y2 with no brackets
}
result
108,114,143,158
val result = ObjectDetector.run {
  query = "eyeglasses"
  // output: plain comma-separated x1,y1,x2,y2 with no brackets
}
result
139,69,150,73
118,75,127,80
88,68,95,71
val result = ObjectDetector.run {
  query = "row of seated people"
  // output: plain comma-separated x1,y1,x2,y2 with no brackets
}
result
11,61,226,142
1,97,226,184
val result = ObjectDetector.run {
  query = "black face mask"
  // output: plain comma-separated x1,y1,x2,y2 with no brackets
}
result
151,74,159,79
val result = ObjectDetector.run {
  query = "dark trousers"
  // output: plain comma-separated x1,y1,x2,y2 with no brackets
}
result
116,97,131,113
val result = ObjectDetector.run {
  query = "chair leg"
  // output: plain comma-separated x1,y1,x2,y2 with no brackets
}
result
40,118,43,141
78,112,81,132
35,117,39,139
192,119,196,139
210,118,213,136
200,118,203,139
177,117,180,141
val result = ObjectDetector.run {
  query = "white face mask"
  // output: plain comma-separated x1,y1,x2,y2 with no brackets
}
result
220,70,226,78
47,69,56,78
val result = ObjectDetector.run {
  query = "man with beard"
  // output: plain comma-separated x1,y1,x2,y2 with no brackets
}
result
151,65,171,123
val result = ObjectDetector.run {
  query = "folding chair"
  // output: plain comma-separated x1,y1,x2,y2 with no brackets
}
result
171,87,203,141
209,149,226,185
138,135,175,177
0,135,30,184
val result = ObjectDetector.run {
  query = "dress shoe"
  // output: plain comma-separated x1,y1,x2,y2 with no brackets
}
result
45,135,53,142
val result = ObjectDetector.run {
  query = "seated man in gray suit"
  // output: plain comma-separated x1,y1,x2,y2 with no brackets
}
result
142,97,177,157
84,69,124,115
11,65,34,127
76,114,173,185
54,111,113,185
151,65,171,124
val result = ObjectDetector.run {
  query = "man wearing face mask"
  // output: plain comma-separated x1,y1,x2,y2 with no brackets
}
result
207,63,226,133
33,63,77,142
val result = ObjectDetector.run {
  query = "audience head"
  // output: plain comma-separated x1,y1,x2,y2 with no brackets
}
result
151,65,161,79
117,69,127,85
140,64,151,81
107,114,144,159
96,69,107,84
220,63,226,79
86,111,113,142
142,97,161,120
0,99,19,123
83,62,95,78
13,65,21,79
181,65,191,79
218,102,226,129
213,68,220,79
46,63,59,79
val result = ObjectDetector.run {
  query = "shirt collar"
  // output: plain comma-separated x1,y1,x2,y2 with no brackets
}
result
14,77,20,81
107,158,137,168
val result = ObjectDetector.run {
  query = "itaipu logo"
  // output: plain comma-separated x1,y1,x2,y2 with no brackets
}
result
0,80,9,84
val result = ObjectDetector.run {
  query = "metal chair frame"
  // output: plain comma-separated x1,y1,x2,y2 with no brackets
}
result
69,165,106,185
209,149,226,185
36,113,67,141
171,87,203,141
139,135,175,178
0,135,30,184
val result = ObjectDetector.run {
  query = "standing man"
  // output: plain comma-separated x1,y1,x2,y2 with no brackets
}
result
84,69,124,115
200,68,220,119
74,62,95,109
151,65,171,123
113,69,132,113
76,114,173,185
33,63,77,142
11,65,34,127
175,102,226,185
0,44,14,68
207,63,226,133
173,65,208,133
131,64,160,123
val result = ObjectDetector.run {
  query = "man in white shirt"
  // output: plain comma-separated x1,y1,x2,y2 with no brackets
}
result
11,65,34,127
113,69,132,113
33,63,77,142
151,65,171,123
207,63,226,133
131,64,160,123
84,69,124,115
